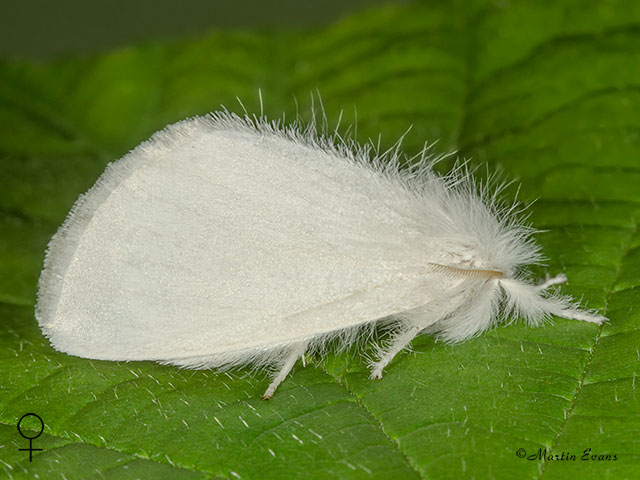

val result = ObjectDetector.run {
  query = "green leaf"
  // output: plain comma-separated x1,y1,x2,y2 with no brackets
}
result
1,1,639,478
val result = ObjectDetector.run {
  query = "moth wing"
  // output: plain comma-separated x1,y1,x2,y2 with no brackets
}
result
37,118,449,361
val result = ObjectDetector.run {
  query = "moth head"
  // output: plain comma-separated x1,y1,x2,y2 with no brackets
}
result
429,270,605,344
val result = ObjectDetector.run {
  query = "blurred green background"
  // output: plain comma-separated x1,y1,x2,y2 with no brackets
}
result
1,0,408,59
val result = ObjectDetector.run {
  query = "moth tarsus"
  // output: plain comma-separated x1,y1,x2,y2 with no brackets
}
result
535,273,568,291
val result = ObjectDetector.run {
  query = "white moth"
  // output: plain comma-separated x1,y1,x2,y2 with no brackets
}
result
36,111,607,399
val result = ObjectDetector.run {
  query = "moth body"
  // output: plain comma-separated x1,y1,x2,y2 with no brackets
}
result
36,112,606,398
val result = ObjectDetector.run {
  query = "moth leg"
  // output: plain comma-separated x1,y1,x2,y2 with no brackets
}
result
534,274,607,323
370,325,420,380
536,273,567,291
262,341,308,400
544,299,608,324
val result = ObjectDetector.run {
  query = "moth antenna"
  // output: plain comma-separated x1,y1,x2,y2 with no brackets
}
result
428,263,504,280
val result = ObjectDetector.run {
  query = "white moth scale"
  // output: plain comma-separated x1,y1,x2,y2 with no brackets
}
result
36,111,607,398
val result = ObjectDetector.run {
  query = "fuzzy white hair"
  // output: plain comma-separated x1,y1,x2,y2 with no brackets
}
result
36,109,607,398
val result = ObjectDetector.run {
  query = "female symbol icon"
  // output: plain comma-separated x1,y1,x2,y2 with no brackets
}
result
17,413,44,461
